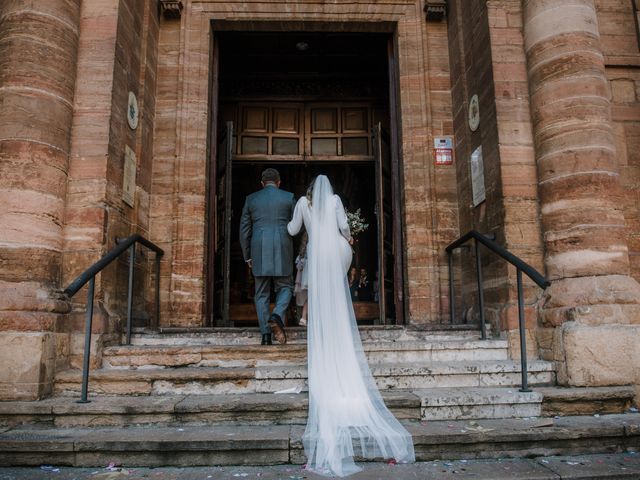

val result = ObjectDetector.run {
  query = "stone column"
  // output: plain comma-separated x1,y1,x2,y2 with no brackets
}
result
523,0,640,386
0,0,80,399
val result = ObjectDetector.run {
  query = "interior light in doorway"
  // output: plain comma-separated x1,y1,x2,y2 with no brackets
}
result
295,42,309,52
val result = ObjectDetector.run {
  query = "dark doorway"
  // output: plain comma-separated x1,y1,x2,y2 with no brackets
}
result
207,28,403,327
228,162,379,326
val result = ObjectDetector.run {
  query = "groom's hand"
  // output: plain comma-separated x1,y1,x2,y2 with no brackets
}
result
246,259,253,269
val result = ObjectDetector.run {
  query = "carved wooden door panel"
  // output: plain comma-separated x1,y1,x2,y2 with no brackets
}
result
232,102,374,162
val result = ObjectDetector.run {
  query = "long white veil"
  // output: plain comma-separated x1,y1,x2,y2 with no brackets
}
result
302,175,415,477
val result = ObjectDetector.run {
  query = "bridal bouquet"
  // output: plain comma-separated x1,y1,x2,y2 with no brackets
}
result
346,208,369,237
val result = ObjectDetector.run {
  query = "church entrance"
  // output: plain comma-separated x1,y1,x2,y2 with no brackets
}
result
206,29,404,327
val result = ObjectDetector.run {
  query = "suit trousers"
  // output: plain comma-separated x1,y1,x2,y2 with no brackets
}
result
254,275,293,334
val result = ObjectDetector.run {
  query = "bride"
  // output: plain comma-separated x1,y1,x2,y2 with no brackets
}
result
287,175,415,477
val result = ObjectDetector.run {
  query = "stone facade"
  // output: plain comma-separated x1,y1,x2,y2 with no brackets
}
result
0,0,639,400
149,1,458,327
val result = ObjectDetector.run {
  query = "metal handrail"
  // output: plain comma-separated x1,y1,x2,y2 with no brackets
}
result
445,230,550,392
64,234,164,403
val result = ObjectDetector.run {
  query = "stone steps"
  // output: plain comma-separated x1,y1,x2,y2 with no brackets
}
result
419,387,543,421
3,387,633,429
538,386,637,417
127,325,490,346
0,387,553,428
53,360,555,396
255,360,556,392
1,414,638,467
101,339,509,369
0,391,419,428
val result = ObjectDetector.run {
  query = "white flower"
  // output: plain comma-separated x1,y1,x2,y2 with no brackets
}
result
346,208,369,237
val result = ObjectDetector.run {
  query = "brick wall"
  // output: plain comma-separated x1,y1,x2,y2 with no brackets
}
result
448,0,543,355
64,0,159,364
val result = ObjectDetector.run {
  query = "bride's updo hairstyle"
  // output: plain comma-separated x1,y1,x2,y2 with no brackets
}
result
306,178,315,206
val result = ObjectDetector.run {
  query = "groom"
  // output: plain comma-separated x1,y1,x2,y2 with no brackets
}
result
239,168,295,345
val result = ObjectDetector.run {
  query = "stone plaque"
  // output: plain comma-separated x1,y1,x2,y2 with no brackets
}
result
468,94,480,132
127,92,139,130
123,145,136,207
471,145,485,207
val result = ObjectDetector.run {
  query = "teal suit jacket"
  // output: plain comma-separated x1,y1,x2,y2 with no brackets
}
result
239,185,296,277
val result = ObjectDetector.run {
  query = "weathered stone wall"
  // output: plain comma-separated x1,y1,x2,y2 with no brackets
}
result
448,0,505,333
597,0,640,398
149,10,181,325
0,0,80,399
597,0,640,285
64,0,159,367
486,0,544,357
150,0,458,326
447,0,543,356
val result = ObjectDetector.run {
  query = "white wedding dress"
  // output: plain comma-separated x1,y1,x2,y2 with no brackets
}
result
287,175,415,477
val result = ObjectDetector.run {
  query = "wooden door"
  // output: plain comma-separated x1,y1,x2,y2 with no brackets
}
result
213,121,234,326
373,122,395,324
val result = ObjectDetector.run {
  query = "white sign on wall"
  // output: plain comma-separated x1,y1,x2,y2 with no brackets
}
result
471,145,485,207
123,145,137,207
434,136,454,165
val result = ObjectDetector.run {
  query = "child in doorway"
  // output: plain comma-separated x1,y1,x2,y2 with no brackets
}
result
294,231,309,326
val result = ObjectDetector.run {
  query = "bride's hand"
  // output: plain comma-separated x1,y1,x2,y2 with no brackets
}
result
348,237,354,245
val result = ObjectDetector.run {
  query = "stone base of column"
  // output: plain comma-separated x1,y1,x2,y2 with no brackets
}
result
0,332,68,400
553,322,640,393
542,275,640,404
542,275,640,327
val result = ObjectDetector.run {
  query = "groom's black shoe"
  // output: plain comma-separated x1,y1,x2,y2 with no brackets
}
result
261,334,272,345
268,313,287,345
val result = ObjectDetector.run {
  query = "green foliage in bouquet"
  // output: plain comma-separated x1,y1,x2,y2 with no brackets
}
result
346,208,369,237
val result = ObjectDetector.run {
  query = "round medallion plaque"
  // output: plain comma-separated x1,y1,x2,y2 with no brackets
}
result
468,94,480,132
127,91,139,130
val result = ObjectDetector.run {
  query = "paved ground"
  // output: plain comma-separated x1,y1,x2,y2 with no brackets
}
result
1,453,639,480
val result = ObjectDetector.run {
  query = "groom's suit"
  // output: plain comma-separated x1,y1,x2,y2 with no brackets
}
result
239,184,296,334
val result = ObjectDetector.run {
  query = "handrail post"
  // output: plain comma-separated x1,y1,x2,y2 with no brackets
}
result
77,277,95,404
517,268,531,392
448,250,455,324
474,239,487,340
126,244,136,345
154,252,161,330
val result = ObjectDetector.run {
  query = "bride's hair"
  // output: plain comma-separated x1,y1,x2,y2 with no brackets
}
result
306,177,316,205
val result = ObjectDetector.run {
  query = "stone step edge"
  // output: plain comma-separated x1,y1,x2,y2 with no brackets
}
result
9,386,631,418
538,386,637,416
0,414,638,467
537,386,637,402
103,339,508,356
0,387,549,418
255,360,555,379
54,360,555,383
132,325,488,335
126,327,492,345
